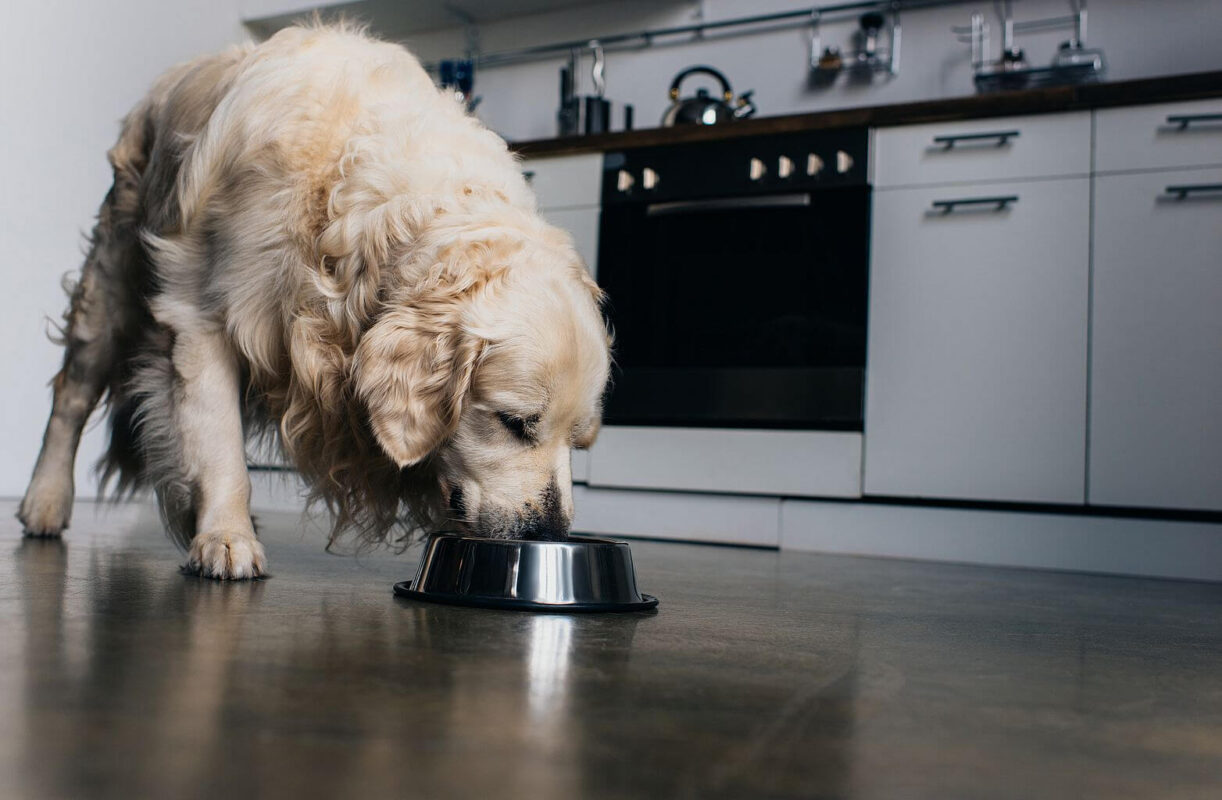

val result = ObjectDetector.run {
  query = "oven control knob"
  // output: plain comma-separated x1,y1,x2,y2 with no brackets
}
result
836,150,855,174
749,157,767,181
777,155,795,179
806,153,824,176
642,167,660,190
616,169,635,192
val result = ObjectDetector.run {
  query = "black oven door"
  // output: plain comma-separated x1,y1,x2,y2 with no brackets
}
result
597,185,870,430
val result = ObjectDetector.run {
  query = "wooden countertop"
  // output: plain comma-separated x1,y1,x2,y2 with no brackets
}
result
512,70,1222,157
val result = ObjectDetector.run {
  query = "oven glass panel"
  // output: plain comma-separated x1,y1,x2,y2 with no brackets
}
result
598,186,870,429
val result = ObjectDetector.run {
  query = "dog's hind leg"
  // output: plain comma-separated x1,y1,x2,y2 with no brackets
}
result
19,202,128,537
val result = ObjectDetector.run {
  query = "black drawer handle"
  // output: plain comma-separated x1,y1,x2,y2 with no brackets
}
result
931,195,1019,213
1165,183,1222,199
1166,113,1222,130
932,130,1020,148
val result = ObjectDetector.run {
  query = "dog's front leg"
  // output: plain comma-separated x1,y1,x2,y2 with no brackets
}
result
170,325,266,580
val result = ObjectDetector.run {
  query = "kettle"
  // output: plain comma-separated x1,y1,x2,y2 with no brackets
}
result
661,66,757,126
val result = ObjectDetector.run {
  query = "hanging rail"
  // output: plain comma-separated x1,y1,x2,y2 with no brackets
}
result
425,0,979,71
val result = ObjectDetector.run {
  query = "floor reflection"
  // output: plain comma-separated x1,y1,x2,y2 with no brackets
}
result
11,537,272,798
526,615,574,719
7,506,1222,799
4,523,855,799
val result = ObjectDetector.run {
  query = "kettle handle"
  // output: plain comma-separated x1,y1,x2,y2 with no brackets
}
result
668,65,734,101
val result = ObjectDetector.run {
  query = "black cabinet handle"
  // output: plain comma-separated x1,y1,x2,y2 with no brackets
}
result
1166,113,1222,130
930,195,1019,213
932,130,1020,148
1165,183,1222,199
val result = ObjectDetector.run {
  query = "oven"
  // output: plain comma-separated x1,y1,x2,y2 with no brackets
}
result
597,128,870,430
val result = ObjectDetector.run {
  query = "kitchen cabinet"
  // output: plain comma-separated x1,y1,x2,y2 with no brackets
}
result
571,447,591,483
588,427,862,498
524,153,603,277
873,112,1091,188
539,205,600,277
522,152,603,209
572,485,781,546
522,153,604,475
1095,99,1222,174
1088,167,1222,511
864,177,1090,503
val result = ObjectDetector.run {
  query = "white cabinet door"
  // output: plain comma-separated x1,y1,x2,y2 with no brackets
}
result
522,153,603,209
1089,168,1222,511
864,178,1090,503
539,206,600,277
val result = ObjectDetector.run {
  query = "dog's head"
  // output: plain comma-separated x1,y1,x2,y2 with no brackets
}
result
351,225,609,540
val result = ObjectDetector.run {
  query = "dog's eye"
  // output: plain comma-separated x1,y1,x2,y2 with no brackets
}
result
497,412,531,441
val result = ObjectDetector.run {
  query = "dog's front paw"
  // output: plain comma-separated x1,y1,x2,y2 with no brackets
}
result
185,530,267,580
18,476,75,537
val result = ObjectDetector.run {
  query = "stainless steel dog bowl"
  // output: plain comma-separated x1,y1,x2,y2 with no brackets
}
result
393,534,658,612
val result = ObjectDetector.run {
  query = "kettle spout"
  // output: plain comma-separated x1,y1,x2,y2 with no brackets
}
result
733,90,757,119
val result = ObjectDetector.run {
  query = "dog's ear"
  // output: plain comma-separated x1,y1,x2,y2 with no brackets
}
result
351,293,483,468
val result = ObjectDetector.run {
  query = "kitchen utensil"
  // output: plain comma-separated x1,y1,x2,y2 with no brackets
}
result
583,42,610,134
956,0,1103,93
394,533,658,612
558,43,617,136
661,65,756,127
849,11,886,81
584,96,611,134
557,51,580,136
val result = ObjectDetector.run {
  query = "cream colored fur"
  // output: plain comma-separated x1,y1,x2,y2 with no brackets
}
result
18,23,610,579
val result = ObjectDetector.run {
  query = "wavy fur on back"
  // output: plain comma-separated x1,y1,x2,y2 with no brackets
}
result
88,22,588,549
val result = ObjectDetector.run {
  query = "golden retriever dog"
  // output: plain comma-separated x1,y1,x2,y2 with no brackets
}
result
18,23,611,579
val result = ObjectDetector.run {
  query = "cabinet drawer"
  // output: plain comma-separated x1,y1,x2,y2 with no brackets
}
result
864,178,1089,504
521,153,603,209
588,427,863,498
572,485,780,546
571,448,591,483
1095,99,1222,174
1089,167,1222,511
873,112,1090,188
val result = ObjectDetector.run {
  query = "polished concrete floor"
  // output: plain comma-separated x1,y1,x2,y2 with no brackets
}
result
3,500,1222,799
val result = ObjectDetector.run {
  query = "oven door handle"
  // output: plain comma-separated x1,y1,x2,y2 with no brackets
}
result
645,193,811,216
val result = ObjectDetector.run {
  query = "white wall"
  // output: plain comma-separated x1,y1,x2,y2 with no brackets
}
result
397,0,1222,141
0,1,247,498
